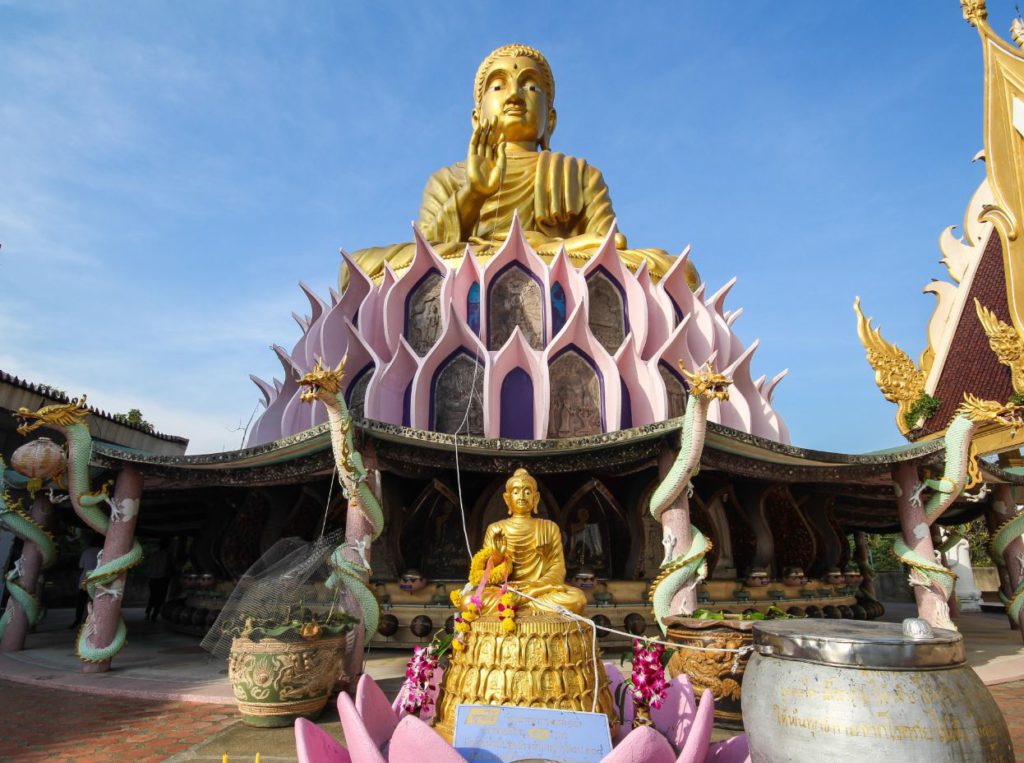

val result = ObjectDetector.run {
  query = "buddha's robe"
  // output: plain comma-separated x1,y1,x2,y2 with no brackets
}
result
346,151,683,286
475,515,587,616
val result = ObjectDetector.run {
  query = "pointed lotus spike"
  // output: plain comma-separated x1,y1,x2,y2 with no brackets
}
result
291,312,309,332
272,344,304,378
726,307,743,327
765,369,788,404
299,281,328,323
249,375,275,407
754,374,766,392
706,277,737,315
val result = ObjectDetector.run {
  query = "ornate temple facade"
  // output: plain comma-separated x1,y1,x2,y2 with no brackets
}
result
5,17,1024,672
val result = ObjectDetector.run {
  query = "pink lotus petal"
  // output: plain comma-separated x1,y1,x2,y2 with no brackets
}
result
601,726,676,763
295,717,352,763
675,689,714,763
337,692,386,763
388,715,468,763
355,674,399,749
706,734,751,763
650,673,696,750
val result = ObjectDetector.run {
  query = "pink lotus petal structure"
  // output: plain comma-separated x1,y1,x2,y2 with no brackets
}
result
251,220,789,447
298,673,751,763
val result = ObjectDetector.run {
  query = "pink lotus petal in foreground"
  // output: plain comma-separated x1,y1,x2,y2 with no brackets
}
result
675,688,715,763
388,715,468,763
337,692,386,763
706,733,751,763
600,724,677,763
355,674,399,748
295,717,352,763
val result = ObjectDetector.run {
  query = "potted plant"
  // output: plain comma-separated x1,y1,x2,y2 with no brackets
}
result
226,607,356,727
663,606,799,728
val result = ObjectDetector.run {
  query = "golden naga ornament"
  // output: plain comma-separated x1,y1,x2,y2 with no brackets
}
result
434,467,619,739
974,298,1024,394
853,297,927,434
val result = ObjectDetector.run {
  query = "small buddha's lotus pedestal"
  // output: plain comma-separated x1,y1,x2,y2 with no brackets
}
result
433,613,619,741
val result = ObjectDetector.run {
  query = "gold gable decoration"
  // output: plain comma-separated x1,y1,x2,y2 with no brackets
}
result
975,297,1024,393
853,297,930,435
963,1,1024,337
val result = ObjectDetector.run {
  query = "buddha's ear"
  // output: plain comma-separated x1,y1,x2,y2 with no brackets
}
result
471,108,480,129
540,108,557,150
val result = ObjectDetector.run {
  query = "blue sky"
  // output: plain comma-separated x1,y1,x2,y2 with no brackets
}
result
0,2,1015,455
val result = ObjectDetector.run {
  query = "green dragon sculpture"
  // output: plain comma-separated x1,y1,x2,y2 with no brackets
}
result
648,361,732,633
991,504,1024,624
16,397,144,663
893,394,1024,625
298,359,383,640
0,460,57,640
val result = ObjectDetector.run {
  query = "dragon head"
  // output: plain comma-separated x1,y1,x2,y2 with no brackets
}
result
299,358,346,404
15,396,90,436
956,393,1024,432
679,361,732,402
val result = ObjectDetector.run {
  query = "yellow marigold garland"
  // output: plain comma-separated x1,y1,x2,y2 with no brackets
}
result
497,588,519,633
469,548,510,586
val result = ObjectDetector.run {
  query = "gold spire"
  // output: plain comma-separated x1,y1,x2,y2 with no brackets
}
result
963,2,1024,337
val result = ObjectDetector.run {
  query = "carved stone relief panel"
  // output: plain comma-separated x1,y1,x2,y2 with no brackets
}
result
347,366,373,419
547,351,602,438
407,271,444,355
434,354,484,435
659,364,688,419
489,266,543,350
587,271,626,353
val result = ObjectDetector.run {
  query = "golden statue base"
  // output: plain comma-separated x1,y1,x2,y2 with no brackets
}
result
434,613,620,741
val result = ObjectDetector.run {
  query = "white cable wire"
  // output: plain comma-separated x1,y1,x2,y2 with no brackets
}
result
452,141,505,560
506,586,753,657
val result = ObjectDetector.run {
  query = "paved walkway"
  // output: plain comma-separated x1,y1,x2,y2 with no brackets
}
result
0,606,1020,761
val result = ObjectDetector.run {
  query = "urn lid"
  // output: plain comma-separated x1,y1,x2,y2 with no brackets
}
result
751,618,965,670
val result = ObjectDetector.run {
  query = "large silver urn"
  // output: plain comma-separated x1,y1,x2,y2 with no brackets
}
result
742,619,1013,762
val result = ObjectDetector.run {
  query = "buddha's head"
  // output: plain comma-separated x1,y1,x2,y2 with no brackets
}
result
473,44,556,150
504,467,540,516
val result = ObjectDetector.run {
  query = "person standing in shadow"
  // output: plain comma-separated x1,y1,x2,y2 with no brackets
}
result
70,534,101,629
145,538,173,622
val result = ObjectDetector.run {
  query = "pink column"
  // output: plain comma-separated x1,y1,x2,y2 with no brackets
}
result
992,485,1024,639
83,466,143,674
658,447,698,616
893,463,952,629
0,494,55,652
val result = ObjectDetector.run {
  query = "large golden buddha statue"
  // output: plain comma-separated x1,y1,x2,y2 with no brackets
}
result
462,467,587,617
347,44,695,287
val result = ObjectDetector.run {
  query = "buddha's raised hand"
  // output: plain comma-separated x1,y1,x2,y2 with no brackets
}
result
465,116,507,199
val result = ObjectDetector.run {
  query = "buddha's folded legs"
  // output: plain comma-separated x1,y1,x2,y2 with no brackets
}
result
473,582,587,617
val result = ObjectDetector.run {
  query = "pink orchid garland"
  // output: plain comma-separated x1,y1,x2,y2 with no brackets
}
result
400,644,441,716
630,639,668,712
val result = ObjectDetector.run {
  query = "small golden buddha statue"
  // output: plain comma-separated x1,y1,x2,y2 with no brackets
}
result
346,44,697,287
434,467,618,740
459,467,587,617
